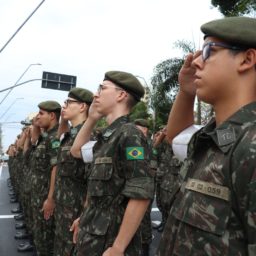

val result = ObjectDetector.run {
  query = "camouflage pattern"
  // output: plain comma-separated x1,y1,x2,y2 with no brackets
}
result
7,155,14,185
23,145,36,235
76,116,154,256
12,149,23,201
155,141,182,226
140,137,157,248
156,102,256,256
15,149,24,198
54,123,90,256
30,125,59,256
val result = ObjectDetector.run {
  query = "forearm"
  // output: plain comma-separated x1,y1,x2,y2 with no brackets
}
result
31,126,41,145
70,117,96,158
23,137,31,153
57,119,69,139
48,166,57,199
166,90,195,143
112,199,150,253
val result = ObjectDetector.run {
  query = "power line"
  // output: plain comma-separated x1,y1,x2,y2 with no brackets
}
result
0,0,46,54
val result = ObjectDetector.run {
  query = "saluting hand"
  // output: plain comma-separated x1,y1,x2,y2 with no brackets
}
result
88,98,104,122
178,51,201,96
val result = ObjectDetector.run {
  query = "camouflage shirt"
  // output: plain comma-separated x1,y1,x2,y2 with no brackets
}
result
157,102,256,256
30,125,59,197
77,115,154,256
54,123,90,208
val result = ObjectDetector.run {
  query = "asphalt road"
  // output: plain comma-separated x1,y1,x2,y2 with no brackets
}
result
0,164,162,256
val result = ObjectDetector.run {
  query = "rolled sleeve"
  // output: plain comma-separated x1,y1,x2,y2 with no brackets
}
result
122,177,154,200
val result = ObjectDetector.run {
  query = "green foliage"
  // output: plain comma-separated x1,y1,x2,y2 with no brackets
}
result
211,0,256,16
130,101,150,121
150,40,195,130
96,118,107,129
150,57,183,130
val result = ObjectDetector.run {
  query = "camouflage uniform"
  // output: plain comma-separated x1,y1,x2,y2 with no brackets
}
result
155,142,182,227
23,145,36,236
30,125,59,256
140,137,157,254
8,155,14,185
12,150,21,200
54,124,90,256
156,102,256,256
76,116,154,256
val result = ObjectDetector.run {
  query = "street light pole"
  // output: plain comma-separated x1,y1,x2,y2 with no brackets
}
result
0,63,41,105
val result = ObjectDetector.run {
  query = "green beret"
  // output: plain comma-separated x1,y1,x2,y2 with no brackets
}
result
68,87,93,104
201,16,256,48
38,100,61,112
134,118,149,128
104,71,144,101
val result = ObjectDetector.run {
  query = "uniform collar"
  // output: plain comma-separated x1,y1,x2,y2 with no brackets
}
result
198,102,256,153
70,122,84,137
101,115,129,140
46,124,59,136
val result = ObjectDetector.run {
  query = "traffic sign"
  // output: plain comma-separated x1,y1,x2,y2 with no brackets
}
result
42,71,76,91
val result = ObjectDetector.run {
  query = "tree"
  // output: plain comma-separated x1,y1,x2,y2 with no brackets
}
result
195,101,214,125
150,40,197,130
150,58,182,130
211,0,256,16
130,101,150,120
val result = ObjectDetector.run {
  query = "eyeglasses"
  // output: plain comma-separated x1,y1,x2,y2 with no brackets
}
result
64,99,81,106
202,42,243,62
97,84,124,95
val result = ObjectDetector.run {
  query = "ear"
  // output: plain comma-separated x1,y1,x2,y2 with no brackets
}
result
238,49,256,72
49,112,56,121
79,103,87,113
116,90,128,102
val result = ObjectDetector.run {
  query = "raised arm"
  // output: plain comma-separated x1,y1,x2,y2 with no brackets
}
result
70,99,102,158
166,52,199,143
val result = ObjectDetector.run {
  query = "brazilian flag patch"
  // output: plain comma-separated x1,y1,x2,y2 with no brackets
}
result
126,147,144,160
51,139,60,149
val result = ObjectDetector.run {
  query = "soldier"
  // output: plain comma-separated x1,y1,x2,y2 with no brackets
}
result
156,16,256,255
30,101,61,256
153,127,182,233
134,118,156,256
17,116,42,252
53,87,93,256
70,71,155,256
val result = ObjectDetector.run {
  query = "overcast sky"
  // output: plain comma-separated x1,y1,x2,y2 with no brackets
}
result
0,0,222,151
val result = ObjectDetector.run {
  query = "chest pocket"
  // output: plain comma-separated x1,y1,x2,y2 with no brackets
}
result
35,144,48,170
171,179,231,236
58,146,74,176
88,157,114,197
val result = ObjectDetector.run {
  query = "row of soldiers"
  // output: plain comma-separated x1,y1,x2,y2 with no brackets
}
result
5,15,256,256
6,71,182,256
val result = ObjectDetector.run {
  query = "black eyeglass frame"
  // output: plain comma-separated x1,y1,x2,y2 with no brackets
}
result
202,42,244,62
97,84,124,95
64,99,81,106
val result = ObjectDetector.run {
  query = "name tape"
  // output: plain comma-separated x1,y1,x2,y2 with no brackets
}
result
185,178,230,201
95,157,112,164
